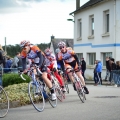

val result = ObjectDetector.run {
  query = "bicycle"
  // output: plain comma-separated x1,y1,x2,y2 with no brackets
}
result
58,69,69,94
69,68,86,103
47,68,65,102
20,64,57,112
0,65,9,118
0,85,9,118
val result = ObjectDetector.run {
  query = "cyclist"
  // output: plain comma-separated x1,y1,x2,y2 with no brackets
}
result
44,48,66,92
57,41,89,94
20,40,56,100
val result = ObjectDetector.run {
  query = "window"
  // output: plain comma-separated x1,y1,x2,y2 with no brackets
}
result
103,10,109,33
76,53,83,61
106,14,109,32
77,19,82,40
89,15,94,36
88,53,96,65
102,52,112,66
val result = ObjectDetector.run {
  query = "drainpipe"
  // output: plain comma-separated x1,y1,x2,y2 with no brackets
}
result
114,0,116,60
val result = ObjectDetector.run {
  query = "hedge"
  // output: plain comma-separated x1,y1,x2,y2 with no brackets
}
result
2,73,31,87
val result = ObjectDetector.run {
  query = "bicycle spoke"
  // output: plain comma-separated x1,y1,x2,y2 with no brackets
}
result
28,81,45,112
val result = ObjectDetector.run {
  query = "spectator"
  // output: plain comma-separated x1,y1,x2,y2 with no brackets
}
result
93,60,97,85
0,44,6,86
0,44,6,68
4,56,12,73
11,52,20,73
17,52,23,72
109,58,116,83
105,57,111,81
116,61,120,70
81,58,86,80
95,59,103,85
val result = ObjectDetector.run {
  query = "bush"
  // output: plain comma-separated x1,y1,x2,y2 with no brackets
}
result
2,73,31,87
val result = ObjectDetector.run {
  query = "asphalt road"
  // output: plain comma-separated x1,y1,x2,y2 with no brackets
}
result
2,84,120,120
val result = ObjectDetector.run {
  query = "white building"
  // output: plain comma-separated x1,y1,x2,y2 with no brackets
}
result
70,0,120,79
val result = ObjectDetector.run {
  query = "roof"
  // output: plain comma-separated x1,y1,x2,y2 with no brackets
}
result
50,38,73,53
70,0,104,15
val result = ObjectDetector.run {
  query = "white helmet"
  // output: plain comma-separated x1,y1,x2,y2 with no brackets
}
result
20,40,30,48
57,41,66,47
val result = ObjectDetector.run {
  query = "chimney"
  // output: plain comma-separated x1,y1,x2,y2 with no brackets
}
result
76,0,80,10
51,35,55,41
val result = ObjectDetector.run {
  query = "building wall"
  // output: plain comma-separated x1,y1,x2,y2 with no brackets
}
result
73,0,120,79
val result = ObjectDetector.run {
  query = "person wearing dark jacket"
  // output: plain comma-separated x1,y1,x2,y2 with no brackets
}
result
109,58,116,82
81,58,86,80
105,57,111,81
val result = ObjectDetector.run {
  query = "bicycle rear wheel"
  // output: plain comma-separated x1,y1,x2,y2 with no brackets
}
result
28,81,45,112
75,81,85,103
0,86,9,118
65,81,69,94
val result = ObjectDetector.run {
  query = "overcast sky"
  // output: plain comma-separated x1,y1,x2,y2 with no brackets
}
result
0,0,89,46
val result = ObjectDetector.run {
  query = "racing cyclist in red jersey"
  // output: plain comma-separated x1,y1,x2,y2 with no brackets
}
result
20,40,57,100
44,48,66,92
57,41,89,94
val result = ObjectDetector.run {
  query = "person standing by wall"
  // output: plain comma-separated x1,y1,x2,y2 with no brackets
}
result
93,60,97,85
81,58,86,80
105,57,111,81
95,59,103,85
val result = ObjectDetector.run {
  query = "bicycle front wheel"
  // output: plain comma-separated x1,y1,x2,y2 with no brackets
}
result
75,81,85,103
0,86,9,118
28,81,45,112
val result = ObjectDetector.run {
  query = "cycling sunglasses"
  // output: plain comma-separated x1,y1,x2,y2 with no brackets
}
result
59,46,65,50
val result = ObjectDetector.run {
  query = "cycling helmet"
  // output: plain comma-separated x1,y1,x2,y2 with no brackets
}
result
20,40,30,48
55,48,60,54
57,41,66,47
44,48,52,56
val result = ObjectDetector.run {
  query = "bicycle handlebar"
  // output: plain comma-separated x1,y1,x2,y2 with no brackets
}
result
19,72,26,81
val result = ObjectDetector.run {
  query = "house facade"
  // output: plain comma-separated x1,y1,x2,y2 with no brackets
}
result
70,0,120,79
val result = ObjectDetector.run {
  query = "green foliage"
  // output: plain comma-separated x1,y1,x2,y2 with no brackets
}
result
2,43,50,57
2,73,31,87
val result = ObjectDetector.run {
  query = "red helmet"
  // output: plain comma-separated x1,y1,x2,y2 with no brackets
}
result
44,48,52,56
20,40,30,48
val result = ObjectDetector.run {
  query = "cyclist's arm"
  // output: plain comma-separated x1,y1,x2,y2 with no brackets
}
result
72,54,80,66
37,51,44,67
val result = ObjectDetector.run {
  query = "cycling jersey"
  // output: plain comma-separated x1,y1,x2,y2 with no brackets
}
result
45,53,57,69
57,47,75,63
21,45,45,70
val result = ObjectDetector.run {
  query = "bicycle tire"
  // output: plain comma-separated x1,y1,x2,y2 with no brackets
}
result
28,81,45,112
75,81,85,103
0,86,9,118
45,87,57,108
65,81,69,94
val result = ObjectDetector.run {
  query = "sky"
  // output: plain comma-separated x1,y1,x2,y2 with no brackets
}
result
0,0,89,46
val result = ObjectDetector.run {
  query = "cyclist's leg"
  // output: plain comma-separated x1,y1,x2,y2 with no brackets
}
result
74,63,89,94
41,66,56,100
53,68,66,92
65,64,74,83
